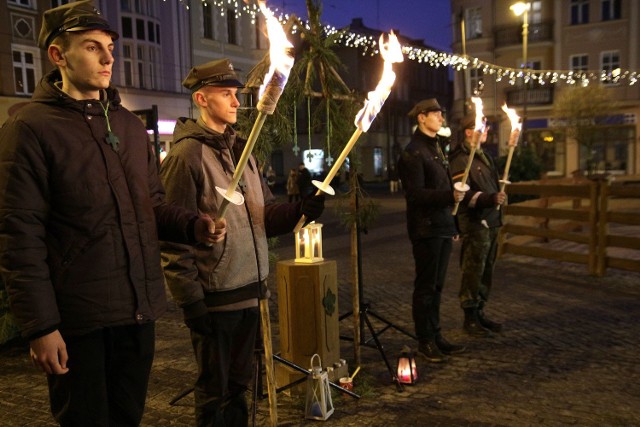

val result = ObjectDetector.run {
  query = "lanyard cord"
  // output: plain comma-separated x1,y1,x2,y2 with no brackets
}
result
100,100,112,132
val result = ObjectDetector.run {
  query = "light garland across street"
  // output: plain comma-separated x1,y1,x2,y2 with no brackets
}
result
177,0,639,86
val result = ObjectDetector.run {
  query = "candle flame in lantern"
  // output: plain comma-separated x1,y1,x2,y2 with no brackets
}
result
258,1,294,100
355,31,404,132
471,97,485,132
501,103,522,132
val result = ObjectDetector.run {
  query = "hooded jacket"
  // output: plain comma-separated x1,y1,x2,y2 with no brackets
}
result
449,140,503,232
0,70,197,338
160,118,301,309
398,129,458,240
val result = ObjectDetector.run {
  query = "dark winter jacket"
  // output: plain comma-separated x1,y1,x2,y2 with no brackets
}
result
449,140,503,233
0,70,197,339
398,129,458,240
160,118,302,309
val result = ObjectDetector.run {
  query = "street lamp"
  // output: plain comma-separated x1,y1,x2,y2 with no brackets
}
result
510,1,530,143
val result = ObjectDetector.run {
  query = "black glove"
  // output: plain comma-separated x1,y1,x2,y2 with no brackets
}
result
476,192,498,209
300,193,325,223
182,301,213,335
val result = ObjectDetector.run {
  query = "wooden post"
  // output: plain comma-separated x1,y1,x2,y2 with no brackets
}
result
595,179,608,276
350,172,361,366
259,299,278,426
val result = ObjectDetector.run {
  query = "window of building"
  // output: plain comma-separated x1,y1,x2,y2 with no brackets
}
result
137,45,145,88
465,7,482,39
123,44,133,86
570,0,589,25
147,21,154,43
122,17,133,38
530,0,543,24
120,0,131,12
601,51,620,85
602,0,621,21
12,45,40,95
227,9,237,44
136,18,145,40
203,2,214,39
580,125,633,173
120,3,161,90
570,54,588,72
470,68,484,96
8,0,32,7
529,129,565,175
51,0,71,7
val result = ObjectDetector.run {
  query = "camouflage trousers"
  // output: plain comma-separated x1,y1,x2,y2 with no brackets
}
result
459,226,500,308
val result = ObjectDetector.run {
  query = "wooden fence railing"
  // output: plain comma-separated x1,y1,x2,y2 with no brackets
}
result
498,176,640,276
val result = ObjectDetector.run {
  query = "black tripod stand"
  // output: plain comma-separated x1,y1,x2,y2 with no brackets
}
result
339,179,416,392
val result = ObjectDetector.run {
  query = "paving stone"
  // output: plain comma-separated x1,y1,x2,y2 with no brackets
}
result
1,190,639,426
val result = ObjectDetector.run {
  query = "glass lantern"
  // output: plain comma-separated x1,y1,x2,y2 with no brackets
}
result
295,222,323,263
396,346,418,385
304,354,334,420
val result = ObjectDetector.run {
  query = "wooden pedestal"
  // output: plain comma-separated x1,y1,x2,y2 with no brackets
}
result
276,259,344,391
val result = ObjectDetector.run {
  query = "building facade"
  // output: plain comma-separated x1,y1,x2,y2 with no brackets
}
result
1,0,451,183
450,0,639,177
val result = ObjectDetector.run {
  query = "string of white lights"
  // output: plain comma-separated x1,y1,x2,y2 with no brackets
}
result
175,0,639,86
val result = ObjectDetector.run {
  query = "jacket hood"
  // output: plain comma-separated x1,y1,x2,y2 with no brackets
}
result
32,69,122,112
172,117,239,151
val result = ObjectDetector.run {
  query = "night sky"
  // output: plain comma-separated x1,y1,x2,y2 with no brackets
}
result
275,0,454,52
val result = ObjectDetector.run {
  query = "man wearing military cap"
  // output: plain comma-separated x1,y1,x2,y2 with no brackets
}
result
160,59,325,426
0,1,221,424
398,98,466,363
450,114,506,338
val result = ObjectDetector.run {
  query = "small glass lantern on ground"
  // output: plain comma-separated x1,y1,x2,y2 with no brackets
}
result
305,354,334,420
396,345,418,385
295,222,323,263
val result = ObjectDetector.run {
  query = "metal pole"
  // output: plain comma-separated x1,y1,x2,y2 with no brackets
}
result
522,8,529,144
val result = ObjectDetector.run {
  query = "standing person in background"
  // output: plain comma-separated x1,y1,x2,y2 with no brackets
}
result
398,98,466,363
160,58,325,426
266,165,276,192
287,168,300,202
449,115,506,337
297,162,313,197
0,2,219,425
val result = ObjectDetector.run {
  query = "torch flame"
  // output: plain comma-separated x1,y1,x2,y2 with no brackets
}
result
258,1,294,100
501,103,522,132
355,31,404,132
471,96,485,132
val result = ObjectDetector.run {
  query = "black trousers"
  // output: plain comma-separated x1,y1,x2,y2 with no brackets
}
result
411,237,453,343
47,322,155,426
190,307,260,427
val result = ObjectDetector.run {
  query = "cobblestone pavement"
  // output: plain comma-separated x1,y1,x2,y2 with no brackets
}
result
1,189,639,426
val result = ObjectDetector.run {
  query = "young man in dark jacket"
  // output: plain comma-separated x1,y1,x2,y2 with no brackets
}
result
449,115,506,337
160,58,325,426
0,2,220,425
398,98,466,363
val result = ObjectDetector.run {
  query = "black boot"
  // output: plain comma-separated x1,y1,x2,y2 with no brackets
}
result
463,307,491,337
477,307,503,333
435,334,466,355
417,340,447,363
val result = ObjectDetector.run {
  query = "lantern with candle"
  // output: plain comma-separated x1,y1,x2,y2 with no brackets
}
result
396,346,419,385
295,222,323,263
305,354,334,421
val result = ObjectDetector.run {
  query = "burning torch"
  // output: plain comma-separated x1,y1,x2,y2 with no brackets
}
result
497,103,522,210
293,31,404,232
215,0,294,219
452,96,486,216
